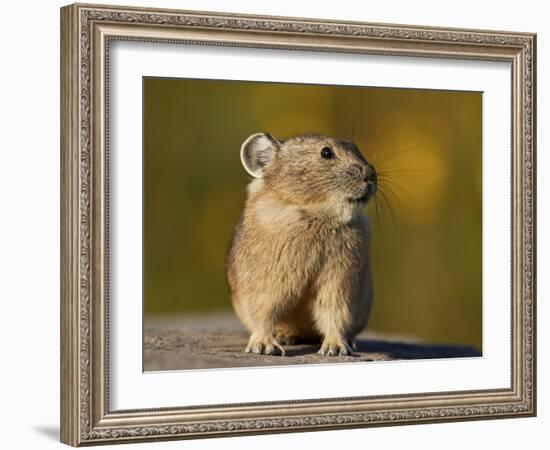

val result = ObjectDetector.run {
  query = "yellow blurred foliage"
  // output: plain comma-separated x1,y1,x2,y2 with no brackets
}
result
143,77,482,350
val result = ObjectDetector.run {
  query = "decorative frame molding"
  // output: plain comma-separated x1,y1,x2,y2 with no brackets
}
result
60,3,536,446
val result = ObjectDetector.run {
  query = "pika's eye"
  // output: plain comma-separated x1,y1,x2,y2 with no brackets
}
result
320,147,334,159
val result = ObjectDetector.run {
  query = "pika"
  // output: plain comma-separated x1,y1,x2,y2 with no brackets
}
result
226,133,377,356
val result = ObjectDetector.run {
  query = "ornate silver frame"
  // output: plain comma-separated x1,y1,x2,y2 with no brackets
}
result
60,3,536,446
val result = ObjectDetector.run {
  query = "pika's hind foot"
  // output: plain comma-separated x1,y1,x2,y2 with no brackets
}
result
275,334,302,345
245,333,285,356
318,337,354,356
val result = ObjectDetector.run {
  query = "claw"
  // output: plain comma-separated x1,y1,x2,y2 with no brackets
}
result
318,337,355,357
251,346,262,354
339,345,350,356
273,339,286,356
245,335,285,356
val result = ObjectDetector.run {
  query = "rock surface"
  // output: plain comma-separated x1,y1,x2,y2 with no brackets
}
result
144,313,481,371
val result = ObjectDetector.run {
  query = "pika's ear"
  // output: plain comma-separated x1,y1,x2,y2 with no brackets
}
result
240,133,280,178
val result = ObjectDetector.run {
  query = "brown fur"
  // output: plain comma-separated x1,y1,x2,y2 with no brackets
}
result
226,133,376,356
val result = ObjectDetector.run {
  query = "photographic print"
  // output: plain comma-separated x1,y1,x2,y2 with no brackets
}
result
143,78,482,371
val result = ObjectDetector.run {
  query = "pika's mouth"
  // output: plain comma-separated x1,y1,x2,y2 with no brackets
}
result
347,193,369,204
348,181,376,204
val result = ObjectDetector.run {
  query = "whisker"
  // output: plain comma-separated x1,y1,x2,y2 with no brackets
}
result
376,167,437,175
378,188,401,219
377,174,422,190
372,145,423,171
369,140,417,166
382,177,415,217
368,196,384,250
375,189,396,225
378,173,424,192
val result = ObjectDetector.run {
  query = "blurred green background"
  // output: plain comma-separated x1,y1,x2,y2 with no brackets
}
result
143,77,482,350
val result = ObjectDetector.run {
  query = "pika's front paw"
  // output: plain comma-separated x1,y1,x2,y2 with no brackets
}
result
318,337,354,356
245,334,285,356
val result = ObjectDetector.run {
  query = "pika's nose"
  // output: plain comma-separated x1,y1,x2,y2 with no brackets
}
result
363,165,377,183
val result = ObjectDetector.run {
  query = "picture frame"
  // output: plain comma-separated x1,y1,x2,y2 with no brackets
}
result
60,2,536,446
